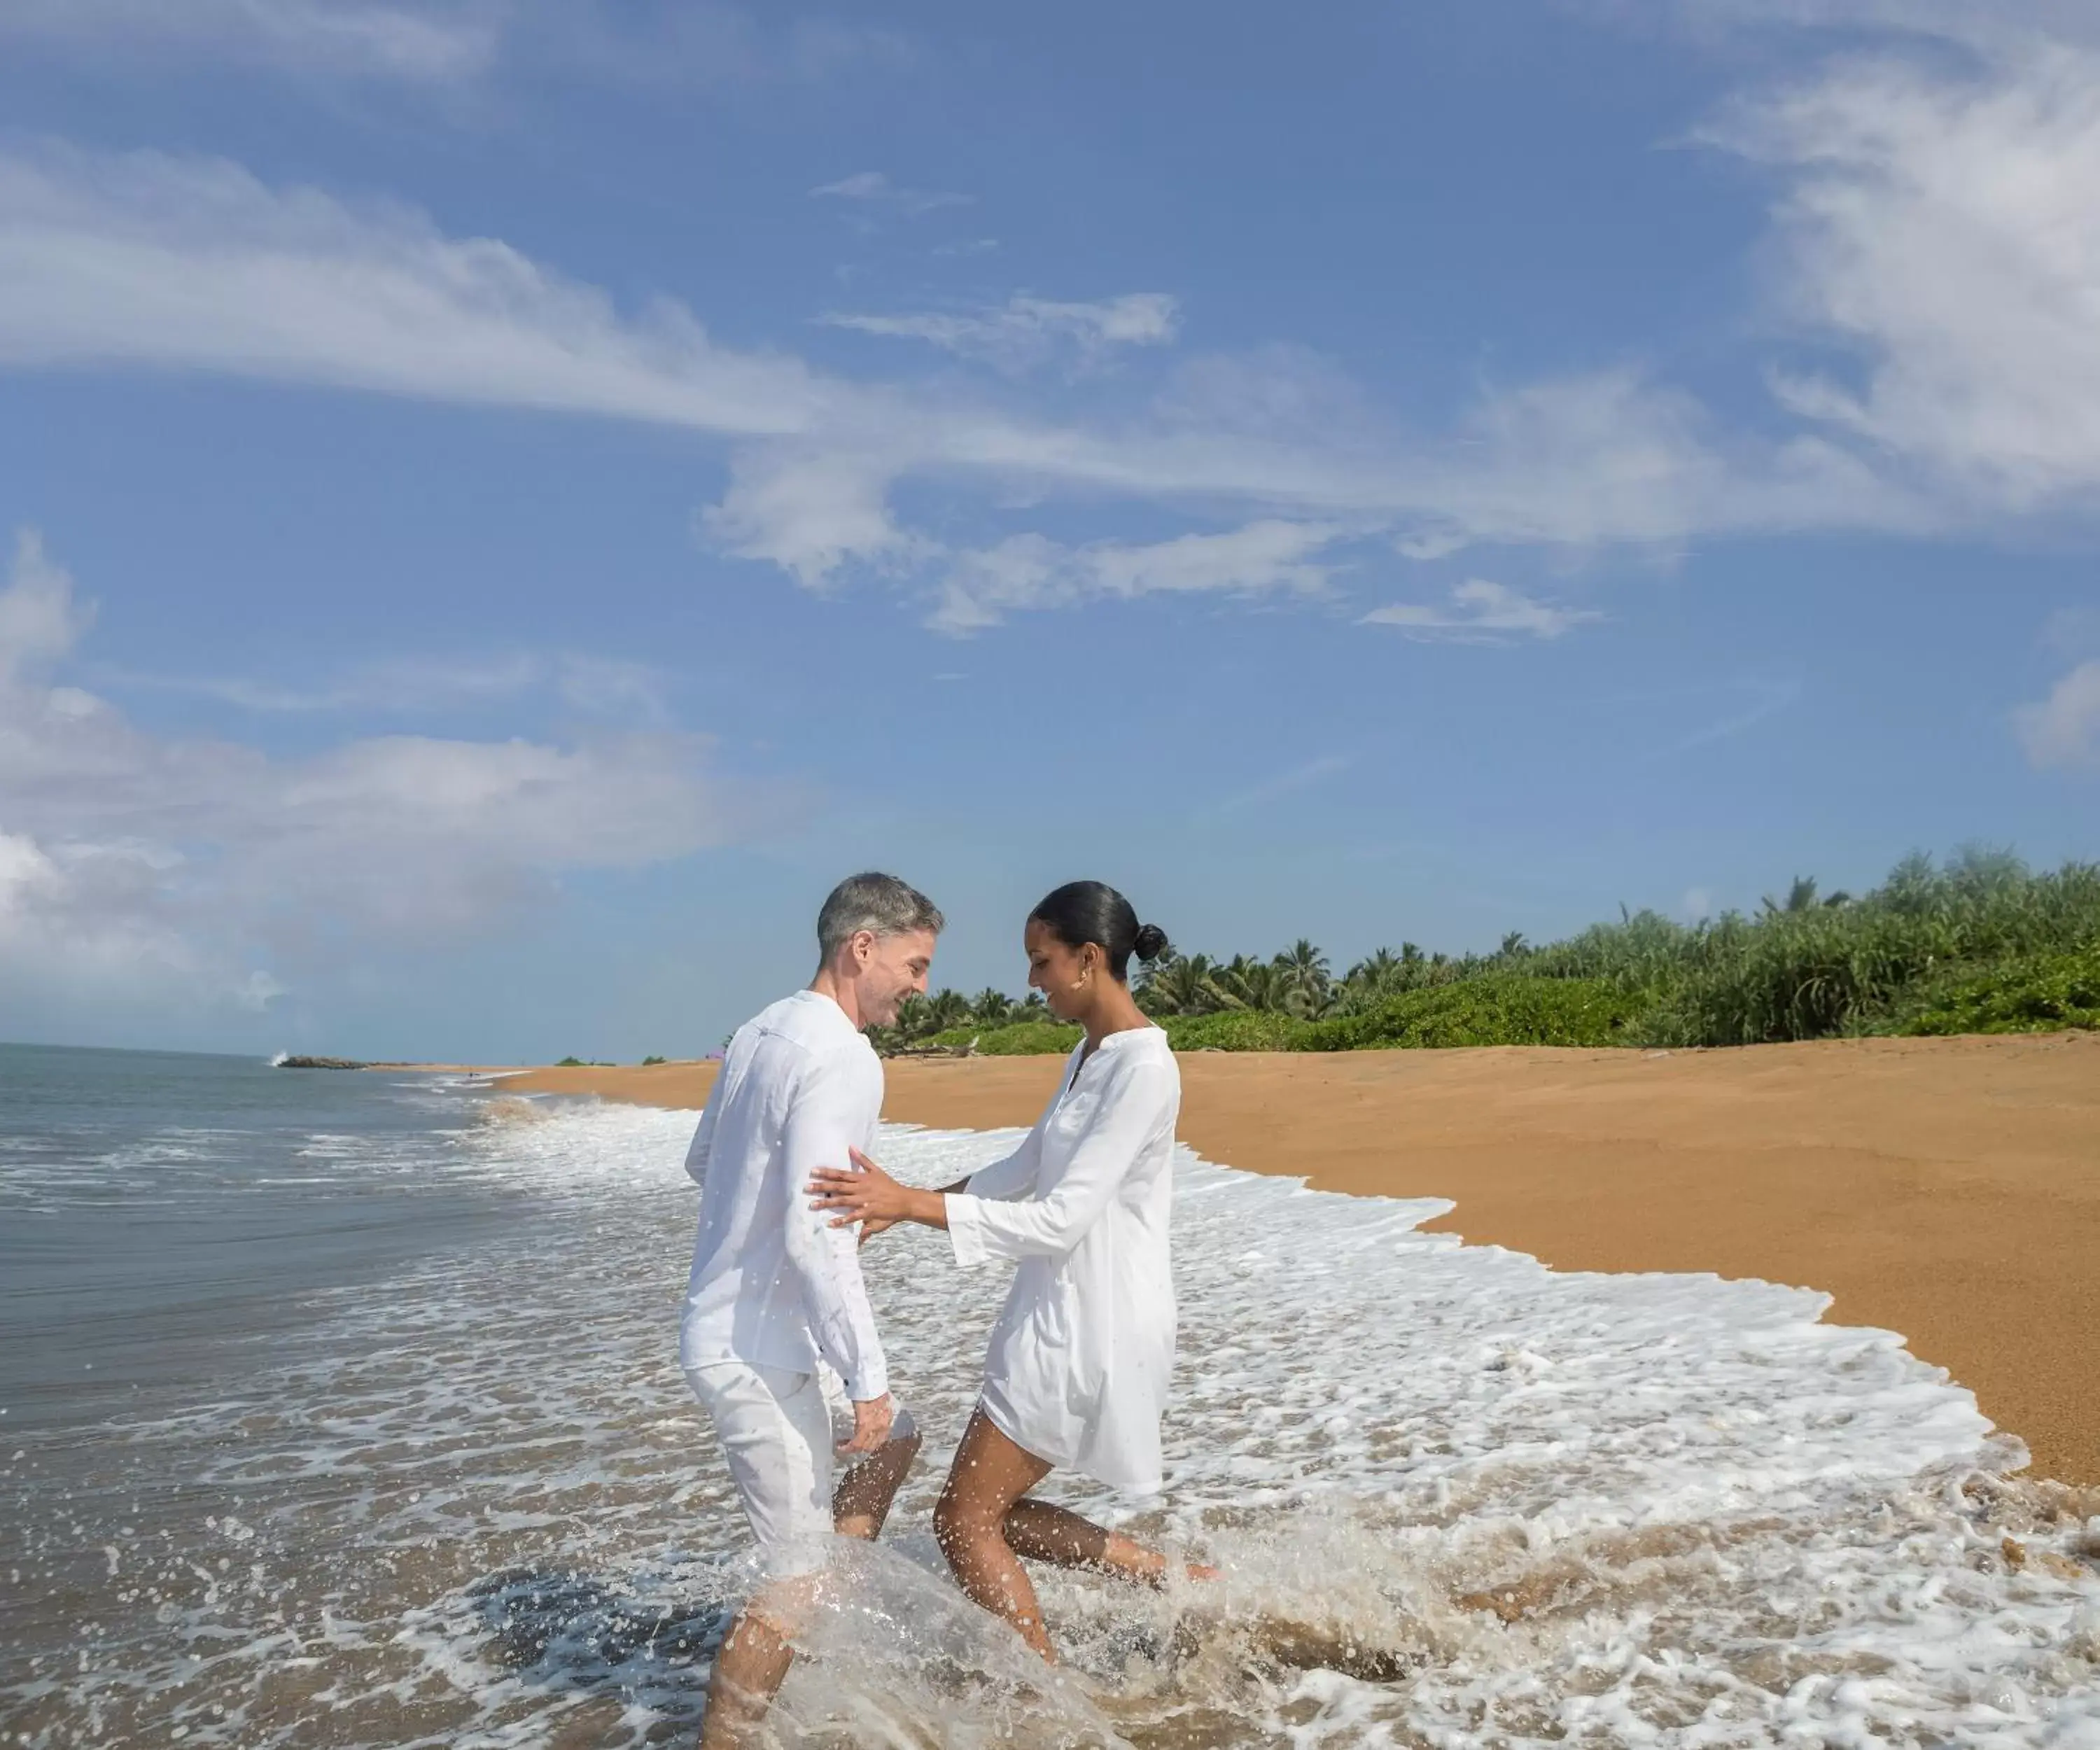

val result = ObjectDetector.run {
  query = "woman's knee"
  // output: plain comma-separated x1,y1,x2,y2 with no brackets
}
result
933,1488,1000,1552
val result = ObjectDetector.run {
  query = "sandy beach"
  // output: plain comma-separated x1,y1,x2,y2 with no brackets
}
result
485,1033,2100,1485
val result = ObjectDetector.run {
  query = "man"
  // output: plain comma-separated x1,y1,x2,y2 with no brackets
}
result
679,872,941,1748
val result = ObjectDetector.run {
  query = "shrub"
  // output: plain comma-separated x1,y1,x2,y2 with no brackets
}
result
1876,944,2100,1036
1161,1009,1306,1052
1301,975,1641,1051
918,1021,1082,1056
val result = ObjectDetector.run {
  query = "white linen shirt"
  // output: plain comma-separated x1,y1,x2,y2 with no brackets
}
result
945,1026,1180,1494
678,990,890,1402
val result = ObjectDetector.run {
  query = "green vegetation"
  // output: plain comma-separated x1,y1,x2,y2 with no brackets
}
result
869,848,2100,1057
641,1055,667,1066
554,1056,614,1068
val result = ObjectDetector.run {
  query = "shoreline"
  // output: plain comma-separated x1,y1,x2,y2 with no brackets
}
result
419,1033,2100,1485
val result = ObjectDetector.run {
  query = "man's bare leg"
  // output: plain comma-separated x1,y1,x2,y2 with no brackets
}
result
832,1419,920,1541
699,1589,802,1750
699,1424,920,1749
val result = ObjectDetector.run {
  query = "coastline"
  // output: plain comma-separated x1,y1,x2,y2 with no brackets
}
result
440,1033,2100,1485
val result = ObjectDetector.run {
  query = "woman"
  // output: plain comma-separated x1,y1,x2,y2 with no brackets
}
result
808,880,1210,1662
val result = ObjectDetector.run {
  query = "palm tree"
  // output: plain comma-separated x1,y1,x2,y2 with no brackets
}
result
1498,930,1530,960
1277,938,1331,995
971,987,1014,1026
1207,955,1261,1010
1763,875,1821,916
1142,953,1224,1015
926,988,972,1032
1347,946,1402,986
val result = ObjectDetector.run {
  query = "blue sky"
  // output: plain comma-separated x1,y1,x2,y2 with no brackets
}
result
1,0,2096,1060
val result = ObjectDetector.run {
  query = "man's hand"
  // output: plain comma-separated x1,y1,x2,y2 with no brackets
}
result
839,1392,894,1455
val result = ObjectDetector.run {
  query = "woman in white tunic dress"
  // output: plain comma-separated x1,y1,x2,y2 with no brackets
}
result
809,881,1212,1661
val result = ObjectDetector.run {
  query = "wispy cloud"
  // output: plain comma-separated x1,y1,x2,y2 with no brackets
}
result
1211,753,1352,818
932,521,1345,634
1662,675,1805,757
1702,40,2100,514
1362,579,1603,643
2015,660,2100,767
821,293,1179,374
0,139,1961,630
0,0,498,83
0,1,909,92
808,171,973,216
0,531,767,1011
97,650,671,722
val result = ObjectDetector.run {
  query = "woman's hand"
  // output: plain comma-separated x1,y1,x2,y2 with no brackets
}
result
809,1147,948,1231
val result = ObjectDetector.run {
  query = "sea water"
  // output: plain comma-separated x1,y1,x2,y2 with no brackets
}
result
2,1042,2096,1747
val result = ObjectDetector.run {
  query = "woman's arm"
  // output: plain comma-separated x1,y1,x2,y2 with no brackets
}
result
812,1103,1048,1234
945,1059,1174,1266
810,1149,953,1231
960,1117,1046,1202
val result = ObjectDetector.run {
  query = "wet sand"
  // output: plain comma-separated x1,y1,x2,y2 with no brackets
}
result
476,1033,2100,1485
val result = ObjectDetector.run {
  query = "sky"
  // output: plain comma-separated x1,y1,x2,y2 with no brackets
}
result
1,0,2097,1062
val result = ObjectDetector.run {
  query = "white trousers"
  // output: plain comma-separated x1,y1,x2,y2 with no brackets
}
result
685,1362,913,1579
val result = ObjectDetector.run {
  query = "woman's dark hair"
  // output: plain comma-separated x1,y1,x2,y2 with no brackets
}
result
1029,881,1169,983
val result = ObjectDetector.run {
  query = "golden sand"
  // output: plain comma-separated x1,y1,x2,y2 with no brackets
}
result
477,1033,2100,1484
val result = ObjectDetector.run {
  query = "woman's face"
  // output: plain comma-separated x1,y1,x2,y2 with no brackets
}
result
1025,918,1098,1022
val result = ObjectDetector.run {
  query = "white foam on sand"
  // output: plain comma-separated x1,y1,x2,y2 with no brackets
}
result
6,1095,2096,1749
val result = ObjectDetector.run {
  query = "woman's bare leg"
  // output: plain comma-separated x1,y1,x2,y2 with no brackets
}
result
1000,1497,1217,1587
933,1411,1059,1660
934,1412,1219,1664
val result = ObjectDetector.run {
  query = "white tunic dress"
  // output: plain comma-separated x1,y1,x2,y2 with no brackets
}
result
944,1026,1181,1494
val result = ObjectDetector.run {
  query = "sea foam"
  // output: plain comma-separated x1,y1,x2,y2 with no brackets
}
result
3,1093,2094,1748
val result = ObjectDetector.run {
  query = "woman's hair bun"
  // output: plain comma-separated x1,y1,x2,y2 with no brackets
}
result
1131,923,1170,963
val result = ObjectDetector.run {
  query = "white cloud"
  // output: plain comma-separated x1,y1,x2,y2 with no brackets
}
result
0,529,94,680
0,141,1952,626
821,293,1180,374
1212,754,1352,818
0,1,908,91
103,650,670,722
0,532,762,1009
1707,43,2100,512
701,447,930,587
0,146,846,437
808,172,972,216
1588,0,2100,57
1362,579,1604,643
931,520,1344,634
0,0,500,83
2015,660,2100,767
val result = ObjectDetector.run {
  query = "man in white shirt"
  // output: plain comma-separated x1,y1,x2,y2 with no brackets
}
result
682,872,941,1749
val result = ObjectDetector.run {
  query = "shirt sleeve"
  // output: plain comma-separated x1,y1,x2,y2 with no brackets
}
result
946,1057,1173,1267
962,1118,1044,1202
681,1082,721,1188
780,1051,890,1401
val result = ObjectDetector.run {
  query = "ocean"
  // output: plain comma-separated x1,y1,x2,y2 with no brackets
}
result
1,1041,2095,1747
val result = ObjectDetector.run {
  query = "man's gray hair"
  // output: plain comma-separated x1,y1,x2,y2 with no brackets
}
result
817,872,944,960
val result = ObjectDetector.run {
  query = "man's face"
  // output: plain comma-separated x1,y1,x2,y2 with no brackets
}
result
856,928,936,1028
